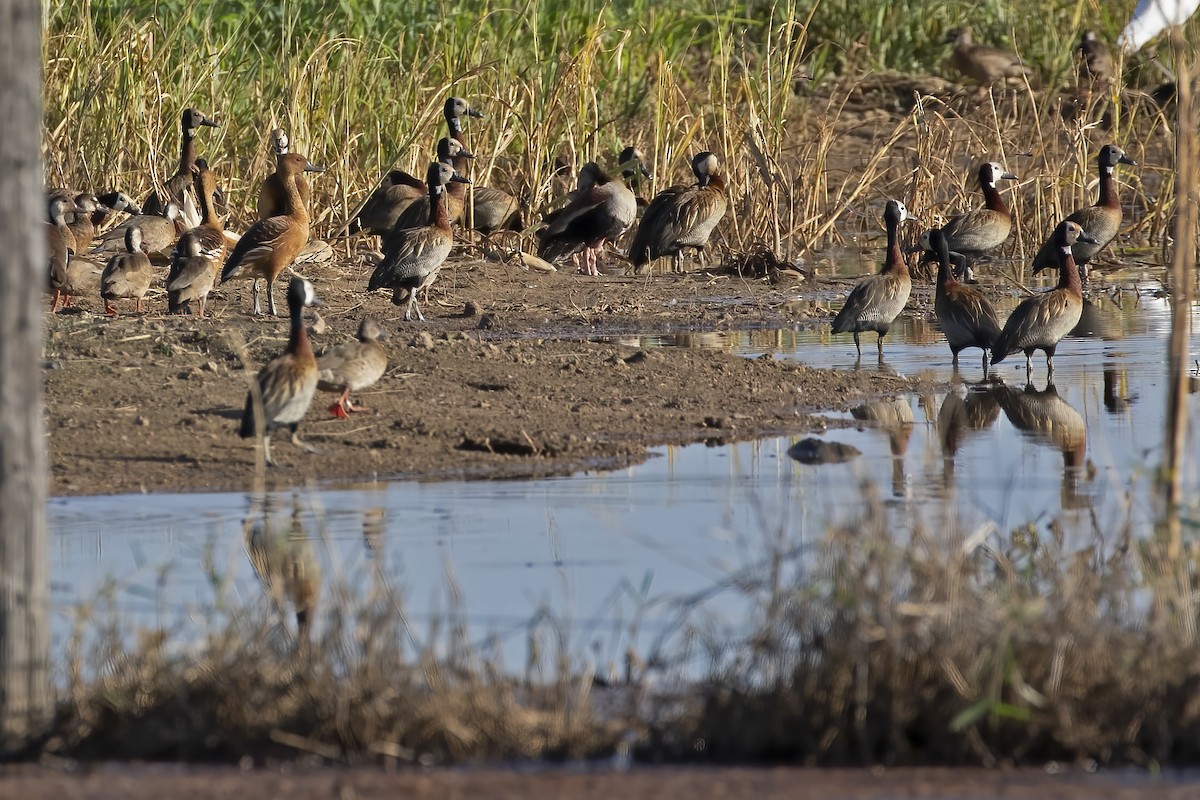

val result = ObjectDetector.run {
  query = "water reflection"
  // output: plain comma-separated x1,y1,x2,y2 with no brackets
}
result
936,384,1002,486
995,381,1091,510
244,492,322,639
851,397,914,497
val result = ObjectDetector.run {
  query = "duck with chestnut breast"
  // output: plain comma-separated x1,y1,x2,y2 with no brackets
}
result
537,162,638,275
166,165,226,316
100,226,154,315
343,138,473,238
47,195,86,312
628,151,727,273
143,108,219,224
1031,144,1136,282
945,26,1030,87
257,128,313,221
380,137,476,236
936,161,1019,280
992,220,1099,377
221,153,325,317
238,277,323,466
442,96,523,234
368,161,470,321
47,189,141,230
929,228,1002,375
65,193,106,252
317,317,389,418
831,199,915,360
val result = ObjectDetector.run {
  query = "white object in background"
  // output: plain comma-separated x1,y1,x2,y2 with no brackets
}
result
1119,0,1200,52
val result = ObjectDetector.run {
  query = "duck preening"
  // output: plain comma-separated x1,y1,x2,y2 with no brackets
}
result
238,277,323,466
536,161,637,275
992,220,1099,377
930,228,1002,375
831,199,915,360
367,161,469,321
1031,144,1136,282
221,153,324,316
317,317,389,418
628,151,727,273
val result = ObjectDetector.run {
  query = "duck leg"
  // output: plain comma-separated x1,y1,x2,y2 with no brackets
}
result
981,350,989,375
290,428,320,454
251,279,262,316
877,333,886,359
136,298,143,314
49,290,61,313
673,251,684,273
328,388,352,419
267,281,279,317
198,297,207,318
104,301,117,316
853,331,862,358
262,435,275,467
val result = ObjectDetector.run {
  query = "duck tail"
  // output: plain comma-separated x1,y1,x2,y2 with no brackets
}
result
168,295,192,315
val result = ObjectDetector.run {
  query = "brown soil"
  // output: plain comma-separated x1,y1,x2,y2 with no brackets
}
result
2,763,1194,799
46,252,924,497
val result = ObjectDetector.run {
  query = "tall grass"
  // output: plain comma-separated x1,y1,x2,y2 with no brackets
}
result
43,0,1199,259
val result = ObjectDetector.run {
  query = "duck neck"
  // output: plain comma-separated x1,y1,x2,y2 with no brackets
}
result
707,172,726,193
1097,164,1119,209
1057,247,1082,296
283,171,308,220
884,217,907,275
446,115,469,165
981,180,1008,213
179,127,196,174
198,181,221,230
287,300,313,358
936,250,955,289
428,185,450,229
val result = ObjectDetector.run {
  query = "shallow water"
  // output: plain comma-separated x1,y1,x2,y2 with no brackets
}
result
50,287,1200,669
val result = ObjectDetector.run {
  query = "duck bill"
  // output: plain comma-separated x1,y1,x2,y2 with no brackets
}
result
304,163,327,173
1078,231,1101,245
1119,154,1137,166
1001,172,1019,181
200,117,220,128
450,174,472,184
466,107,484,119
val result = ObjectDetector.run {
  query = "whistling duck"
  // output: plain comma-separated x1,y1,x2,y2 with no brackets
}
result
317,317,389,418
831,199,915,359
995,381,1087,496
992,220,1099,377
1031,144,1136,282
930,228,1003,374
94,202,184,261
65,194,105,251
442,96,523,234
238,277,323,466
47,195,84,312
937,161,1019,280
945,26,1030,87
537,162,638,275
221,153,324,316
165,165,226,315
367,161,469,321
246,494,322,638
100,226,154,315
619,145,654,202
55,255,104,312
257,128,312,222
47,189,141,232
143,108,219,225
382,137,475,235
167,234,216,317
628,151,727,273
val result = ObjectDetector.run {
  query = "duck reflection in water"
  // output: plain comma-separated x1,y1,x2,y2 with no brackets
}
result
996,380,1091,510
936,383,1002,487
851,396,914,498
244,492,322,644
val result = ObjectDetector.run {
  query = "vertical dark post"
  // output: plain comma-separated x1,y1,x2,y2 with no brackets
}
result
1163,33,1198,558
0,0,51,752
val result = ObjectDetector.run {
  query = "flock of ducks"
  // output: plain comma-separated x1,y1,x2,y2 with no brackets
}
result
831,142,1137,380
45,66,1139,465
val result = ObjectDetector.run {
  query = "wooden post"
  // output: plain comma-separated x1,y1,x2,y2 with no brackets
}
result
0,0,52,753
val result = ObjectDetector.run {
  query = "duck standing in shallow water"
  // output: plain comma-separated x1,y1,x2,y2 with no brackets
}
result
935,161,1019,281
831,199,915,360
100,226,154,315
238,277,323,466
930,228,1002,375
1031,144,1136,283
317,317,389,418
992,220,1099,378
221,153,324,316
368,161,469,321
628,151,727,273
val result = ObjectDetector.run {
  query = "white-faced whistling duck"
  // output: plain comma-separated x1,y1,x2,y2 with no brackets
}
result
95,202,184,261
384,137,475,235
221,153,324,316
317,317,389,418
257,128,313,222
1031,144,1136,283
442,96,523,234
831,199,915,360
945,26,1030,87
238,277,323,466
929,228,1003,375
143,108,219,222
937,161,1019,281
100,225,154,315
537,162,637,275
992,220,1099,377
368,161,469,321
47,195,86,312
628,151,727,273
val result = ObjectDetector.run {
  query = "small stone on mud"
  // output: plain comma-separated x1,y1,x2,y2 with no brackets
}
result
415,331,436,350
135,416,150,427
623,350,648,364
462,300,479,317
787,437,861,465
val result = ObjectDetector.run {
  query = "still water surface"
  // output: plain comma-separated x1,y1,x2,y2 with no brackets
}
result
50,289,1200,665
